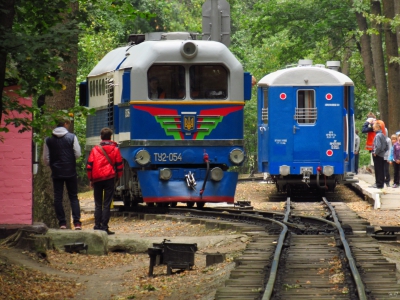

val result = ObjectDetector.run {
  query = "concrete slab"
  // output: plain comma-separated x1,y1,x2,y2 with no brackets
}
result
352,174,400,210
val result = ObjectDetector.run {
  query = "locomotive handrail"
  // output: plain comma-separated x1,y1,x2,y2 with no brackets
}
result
119,139,244,147
345,109,349,159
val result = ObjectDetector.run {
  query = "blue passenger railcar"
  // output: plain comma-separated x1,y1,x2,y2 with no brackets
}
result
80,32,252,208
257,60,357,193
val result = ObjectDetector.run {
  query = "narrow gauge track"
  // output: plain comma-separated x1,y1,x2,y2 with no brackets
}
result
114,197,400,299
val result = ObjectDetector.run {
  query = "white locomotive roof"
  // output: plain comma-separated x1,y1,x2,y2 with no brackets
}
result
257,66,354,87
88,39,242,77
88,46,129,77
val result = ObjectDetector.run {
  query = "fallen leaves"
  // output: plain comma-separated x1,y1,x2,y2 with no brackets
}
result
0,262,82,300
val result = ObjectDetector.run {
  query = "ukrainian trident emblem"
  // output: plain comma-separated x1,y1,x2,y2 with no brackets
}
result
181,113,197,134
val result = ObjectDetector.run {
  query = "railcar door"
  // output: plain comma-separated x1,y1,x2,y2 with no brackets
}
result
257,87,269,172
293,88,320,163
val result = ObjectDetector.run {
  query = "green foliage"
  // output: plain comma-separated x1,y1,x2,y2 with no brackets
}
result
250,0,356,64
6,0,80,97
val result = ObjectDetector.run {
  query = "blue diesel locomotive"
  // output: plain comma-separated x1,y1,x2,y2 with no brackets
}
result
80,29,252,208
257,59,357,194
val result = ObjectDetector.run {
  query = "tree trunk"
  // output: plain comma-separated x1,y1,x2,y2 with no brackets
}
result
395,0,400,47
353,9,375,88
0,0,16,123
341,39,354,76
370,0,389,120
382,0,400,134
33,2,80,229
33,152,58,228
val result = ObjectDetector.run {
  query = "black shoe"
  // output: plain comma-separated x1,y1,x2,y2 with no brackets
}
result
104,229,115,235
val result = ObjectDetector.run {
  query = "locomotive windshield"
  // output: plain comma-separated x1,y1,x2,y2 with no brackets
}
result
189,65,228,99
147,65,186,100
147,64,228,100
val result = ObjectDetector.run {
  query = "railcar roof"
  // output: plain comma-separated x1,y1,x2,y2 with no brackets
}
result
88,39,242,77
257,66,354,87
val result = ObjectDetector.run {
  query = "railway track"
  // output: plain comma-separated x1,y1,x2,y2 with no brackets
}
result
112,196,400,299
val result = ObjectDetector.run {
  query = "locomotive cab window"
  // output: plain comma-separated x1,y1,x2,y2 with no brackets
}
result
296,90,316,124
147,65,185,100
189,65,228,99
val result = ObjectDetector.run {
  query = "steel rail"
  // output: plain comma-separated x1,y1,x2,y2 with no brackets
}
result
322,197,367,300
261,197,290,299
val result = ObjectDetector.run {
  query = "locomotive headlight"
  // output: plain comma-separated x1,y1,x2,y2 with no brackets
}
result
134,149,151,166
323,166,334,177
229,149,245,164
210,167,224,181
159,168,172,181
180,41,198,59
279,165,290,176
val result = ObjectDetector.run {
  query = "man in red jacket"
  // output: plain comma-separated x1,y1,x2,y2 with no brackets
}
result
87,128,123,235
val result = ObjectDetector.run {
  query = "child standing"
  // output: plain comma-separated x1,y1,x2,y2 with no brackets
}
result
384,135,392,187
393,134,400,188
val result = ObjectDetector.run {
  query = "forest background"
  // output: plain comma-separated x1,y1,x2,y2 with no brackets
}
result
1,0,400,227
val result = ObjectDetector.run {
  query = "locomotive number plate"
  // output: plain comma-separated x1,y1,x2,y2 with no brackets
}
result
154,153,183,162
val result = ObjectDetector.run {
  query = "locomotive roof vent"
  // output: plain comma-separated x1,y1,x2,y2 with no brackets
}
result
161,32,191,40
180,40,198,59
298,59,313,67
326,61,341,71
145,32,165,41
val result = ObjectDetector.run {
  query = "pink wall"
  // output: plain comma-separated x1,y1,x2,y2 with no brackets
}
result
0,86,33,225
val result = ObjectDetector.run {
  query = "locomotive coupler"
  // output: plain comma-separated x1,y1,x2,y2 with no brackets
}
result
185,171,197,190
300,167,312,184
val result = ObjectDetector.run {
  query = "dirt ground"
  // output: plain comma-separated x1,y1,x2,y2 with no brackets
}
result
2,180,400,300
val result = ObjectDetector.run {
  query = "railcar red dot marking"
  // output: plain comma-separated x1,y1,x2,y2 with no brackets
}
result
326,93,333,100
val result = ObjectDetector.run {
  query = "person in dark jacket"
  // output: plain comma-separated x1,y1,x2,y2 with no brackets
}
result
371,122,387,189
43,118,82,229
86,127,123,235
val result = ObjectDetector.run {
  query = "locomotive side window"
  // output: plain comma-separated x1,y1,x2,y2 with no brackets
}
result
189,65,228,99
147,65,185,100
296,90,316,124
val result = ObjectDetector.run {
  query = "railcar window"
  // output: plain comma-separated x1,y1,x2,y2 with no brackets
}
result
262,88,268,124
296,90,316,124
189,65,228,99
89,81,93,97
147,65,185,100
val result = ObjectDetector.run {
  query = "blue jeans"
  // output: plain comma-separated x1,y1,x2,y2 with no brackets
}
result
53,176,81,226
